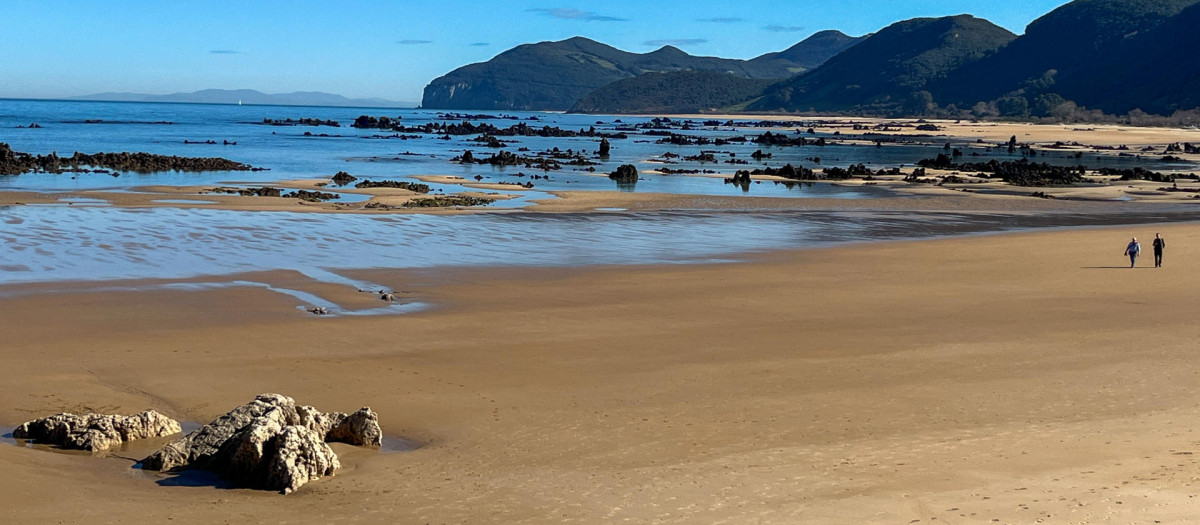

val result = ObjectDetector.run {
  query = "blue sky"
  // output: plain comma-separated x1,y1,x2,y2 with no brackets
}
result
0,0,1069,103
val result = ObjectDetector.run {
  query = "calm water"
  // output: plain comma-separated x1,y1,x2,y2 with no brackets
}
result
2,99,1191,196
1,100,1197,289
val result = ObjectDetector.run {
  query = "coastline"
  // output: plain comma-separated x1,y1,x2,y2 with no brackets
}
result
4,222,1200,522
4,117,1200,214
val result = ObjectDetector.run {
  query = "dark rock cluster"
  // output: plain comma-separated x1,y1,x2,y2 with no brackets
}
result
654,133,746,146
454,150,563,171
259,118,340,127
1098,166,1176,182
917,154,1090,186
331,171,358,185
400,195,495,208
608,164,639,183
734,164,815,180
209,187,340,202
356,118,626,139
353,180,431,193
351,115,403,129
753,131,827,147
0,143,259,176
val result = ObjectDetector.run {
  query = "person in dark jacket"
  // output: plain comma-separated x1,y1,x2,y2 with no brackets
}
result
1152,233,1166,268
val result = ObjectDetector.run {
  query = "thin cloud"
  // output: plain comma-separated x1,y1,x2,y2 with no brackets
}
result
469,42,490,47
397,40,433,45
527,8,626,21
697,17,744,23
209,50,241,54
644,39,708,47
763,25,805,32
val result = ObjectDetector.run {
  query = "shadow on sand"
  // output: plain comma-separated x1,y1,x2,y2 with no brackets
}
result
137,463,237,489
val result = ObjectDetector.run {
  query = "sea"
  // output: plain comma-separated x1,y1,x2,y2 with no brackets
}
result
1,99,1196,298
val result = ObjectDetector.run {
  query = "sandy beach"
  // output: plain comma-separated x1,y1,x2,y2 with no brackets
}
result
4,221,1200,523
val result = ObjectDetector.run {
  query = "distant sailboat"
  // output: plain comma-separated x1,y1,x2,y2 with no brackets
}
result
238,99,243,106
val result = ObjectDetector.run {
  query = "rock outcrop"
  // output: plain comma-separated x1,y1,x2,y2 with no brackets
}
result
140,393,382,494
608,164,639,183
13,410,181,451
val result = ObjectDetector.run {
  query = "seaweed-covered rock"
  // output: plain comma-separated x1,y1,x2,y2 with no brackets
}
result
401,195,495,208
13,410,181,451
353,179,431,193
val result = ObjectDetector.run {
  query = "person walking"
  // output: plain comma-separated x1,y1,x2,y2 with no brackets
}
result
1124,237,1141,268
1152,233,1166,268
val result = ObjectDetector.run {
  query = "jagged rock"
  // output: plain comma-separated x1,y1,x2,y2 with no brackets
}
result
13,410,181,451
325,408,383,447
141,393,290,472
140,394,382,494
263,426,339,494
219,415,339,495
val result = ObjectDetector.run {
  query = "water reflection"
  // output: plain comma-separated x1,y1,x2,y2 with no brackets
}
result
2,205,1195,286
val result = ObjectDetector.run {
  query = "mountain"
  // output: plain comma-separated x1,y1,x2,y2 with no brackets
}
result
568,31,865,114
746,15,1016,113
70,89,416,108
747,30,865,73
932,0,1200,112
569,71,776,114
420,35,859,111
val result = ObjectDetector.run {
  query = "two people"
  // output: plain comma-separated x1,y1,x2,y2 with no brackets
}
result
1124,233,1167,268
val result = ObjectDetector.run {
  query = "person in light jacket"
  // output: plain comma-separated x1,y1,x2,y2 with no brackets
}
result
1124,237,1141,268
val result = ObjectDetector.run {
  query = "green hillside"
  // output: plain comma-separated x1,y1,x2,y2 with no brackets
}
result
1059,2,1200,114
931,0,1200,111
746,30,864,75
745,15,1015,113
420,34,859,111
569,71,775,114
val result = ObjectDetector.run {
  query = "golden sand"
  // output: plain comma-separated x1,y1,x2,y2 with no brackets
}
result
3,222,1200,523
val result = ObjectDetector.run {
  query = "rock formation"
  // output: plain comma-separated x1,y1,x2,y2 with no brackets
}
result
140,393,382,494
13,410,181,451
608,164,639,183
331,171,358,185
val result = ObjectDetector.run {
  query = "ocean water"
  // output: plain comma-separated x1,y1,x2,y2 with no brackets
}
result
1,99,1190,196
1,100,1196,289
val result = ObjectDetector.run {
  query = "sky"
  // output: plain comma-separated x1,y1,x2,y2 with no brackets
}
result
0,0,1070,103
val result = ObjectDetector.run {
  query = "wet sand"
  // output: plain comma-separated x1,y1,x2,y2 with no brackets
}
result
4,222,1200,523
